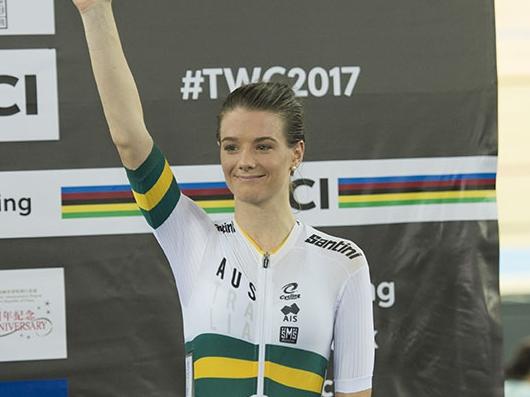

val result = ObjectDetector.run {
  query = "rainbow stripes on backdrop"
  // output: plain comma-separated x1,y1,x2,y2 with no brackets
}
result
61,182,234,219
338,172,496,208
61,172,497,217
180,182,234,214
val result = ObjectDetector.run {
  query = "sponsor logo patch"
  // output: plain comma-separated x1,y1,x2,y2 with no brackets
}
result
281,303,299,323
215,221,236,233
281,303,300,315
280,326,299,344
280,282,301,300
304,234,362,260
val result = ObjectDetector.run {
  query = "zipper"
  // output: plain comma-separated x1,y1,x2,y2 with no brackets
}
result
262,252,270,269
256,252,270,396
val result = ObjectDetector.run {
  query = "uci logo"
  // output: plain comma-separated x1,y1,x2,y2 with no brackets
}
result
0,74,38,116
289,178,329,211
0,49,59,142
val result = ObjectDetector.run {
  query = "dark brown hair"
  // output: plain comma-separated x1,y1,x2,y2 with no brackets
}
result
216,82,305,147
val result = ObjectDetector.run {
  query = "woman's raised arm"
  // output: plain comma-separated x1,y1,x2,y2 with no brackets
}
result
72,0,153,169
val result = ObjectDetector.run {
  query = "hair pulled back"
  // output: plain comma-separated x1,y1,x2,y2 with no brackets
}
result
217,81,305,148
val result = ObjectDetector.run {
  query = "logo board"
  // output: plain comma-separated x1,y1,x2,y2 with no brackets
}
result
0,49,59,142
0,0,54,35
0,268,67,362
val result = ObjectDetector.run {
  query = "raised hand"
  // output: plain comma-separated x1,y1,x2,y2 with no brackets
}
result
71,0,111,14
72,0,153,169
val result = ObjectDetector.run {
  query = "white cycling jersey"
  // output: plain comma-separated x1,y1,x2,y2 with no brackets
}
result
126,145,375,397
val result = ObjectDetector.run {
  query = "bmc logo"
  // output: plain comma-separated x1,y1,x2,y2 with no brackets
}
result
0,49,59,142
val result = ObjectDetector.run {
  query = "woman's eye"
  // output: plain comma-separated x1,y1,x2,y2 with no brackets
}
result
223,144,237,152
257,144,272,151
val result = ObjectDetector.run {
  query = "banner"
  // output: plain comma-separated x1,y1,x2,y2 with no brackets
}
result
0,156,496,239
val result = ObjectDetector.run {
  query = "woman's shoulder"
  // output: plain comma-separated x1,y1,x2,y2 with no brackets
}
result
299,223,367,274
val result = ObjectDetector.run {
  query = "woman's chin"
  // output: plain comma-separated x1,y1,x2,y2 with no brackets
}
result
233,191,268,207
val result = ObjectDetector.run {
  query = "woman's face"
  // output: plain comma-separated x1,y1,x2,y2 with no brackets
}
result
219,107,304,206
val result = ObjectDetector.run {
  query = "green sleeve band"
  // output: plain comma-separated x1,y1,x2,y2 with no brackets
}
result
125,144,165,194
125,144,181,229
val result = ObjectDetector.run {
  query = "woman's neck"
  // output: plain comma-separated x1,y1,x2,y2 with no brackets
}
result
234,198,295,253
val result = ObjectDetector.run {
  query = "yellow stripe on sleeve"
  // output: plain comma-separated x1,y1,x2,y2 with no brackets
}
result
132,160,174,211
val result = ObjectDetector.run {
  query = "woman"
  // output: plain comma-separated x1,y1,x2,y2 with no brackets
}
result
72,1,375,396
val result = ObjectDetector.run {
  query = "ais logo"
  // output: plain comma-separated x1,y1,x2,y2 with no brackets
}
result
0,49,59,142
281,303,300,323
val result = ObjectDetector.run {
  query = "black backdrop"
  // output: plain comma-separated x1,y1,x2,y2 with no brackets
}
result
0,1,500,396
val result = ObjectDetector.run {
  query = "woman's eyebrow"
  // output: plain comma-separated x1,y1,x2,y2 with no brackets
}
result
220,136,278,143
220,137,238,143
254,136,278,143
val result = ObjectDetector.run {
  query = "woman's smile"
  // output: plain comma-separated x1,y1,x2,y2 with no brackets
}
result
234,174,266,181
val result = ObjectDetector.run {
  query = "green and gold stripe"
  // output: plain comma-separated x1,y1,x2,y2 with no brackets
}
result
184,334,328,396
125,145,180,228
264,344,327,396
187,334,258,397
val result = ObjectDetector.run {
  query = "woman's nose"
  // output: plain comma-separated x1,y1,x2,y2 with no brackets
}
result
238,147,256,170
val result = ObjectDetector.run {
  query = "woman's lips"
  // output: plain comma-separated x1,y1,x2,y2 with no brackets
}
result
234,175,265,180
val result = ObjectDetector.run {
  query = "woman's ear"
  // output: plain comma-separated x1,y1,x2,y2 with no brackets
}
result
292,140,305,168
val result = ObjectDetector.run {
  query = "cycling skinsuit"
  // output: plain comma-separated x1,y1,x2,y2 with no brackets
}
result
126,145,375,397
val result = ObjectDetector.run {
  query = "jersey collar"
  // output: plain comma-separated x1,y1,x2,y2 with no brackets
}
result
234,219,302,262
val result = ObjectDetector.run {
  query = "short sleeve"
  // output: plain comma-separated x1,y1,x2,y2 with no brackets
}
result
333,259,375,393
126,144,215,306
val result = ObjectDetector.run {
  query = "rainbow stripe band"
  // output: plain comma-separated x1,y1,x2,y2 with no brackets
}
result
61,147,235,223
62,169,495,219
339,173,496,183
180,182,234,213
338,173,496,208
